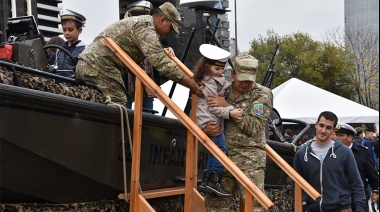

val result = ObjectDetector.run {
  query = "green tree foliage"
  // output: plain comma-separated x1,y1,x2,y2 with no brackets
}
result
249,30,354,100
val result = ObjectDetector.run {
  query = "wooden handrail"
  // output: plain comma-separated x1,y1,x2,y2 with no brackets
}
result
266,145,321,200
164,48,194,78
104,37,274,210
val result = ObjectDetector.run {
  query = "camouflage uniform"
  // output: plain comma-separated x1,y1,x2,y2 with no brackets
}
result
76,5,183,105
205,55,273,212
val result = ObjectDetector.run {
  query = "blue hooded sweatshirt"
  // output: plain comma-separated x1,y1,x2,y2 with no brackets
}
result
294,140,366,212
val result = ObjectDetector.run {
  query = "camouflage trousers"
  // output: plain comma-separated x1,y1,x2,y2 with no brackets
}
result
76,60,127,105
204,147,266,212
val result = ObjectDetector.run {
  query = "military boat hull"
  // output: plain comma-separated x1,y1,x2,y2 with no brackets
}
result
0,83,213,203
0,82,297,204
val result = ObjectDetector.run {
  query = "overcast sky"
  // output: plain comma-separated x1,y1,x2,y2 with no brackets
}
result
227,0,345,52
156,0,345,117
63,0,345,51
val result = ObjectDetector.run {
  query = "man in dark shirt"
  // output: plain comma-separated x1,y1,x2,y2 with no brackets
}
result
373,131,379,168
284,128,293,142
354,127,364,145
361,125,378,167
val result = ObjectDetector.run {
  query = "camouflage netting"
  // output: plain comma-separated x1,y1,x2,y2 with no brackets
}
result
0,200,128,212
0,196,184,212
0,186,294,212
0,66,105,103
265,185,294,211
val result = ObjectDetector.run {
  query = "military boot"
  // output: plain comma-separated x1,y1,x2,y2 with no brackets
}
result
206,171,231,197
198,170,210,193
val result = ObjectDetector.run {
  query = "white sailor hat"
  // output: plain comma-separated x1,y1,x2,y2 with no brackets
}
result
199,44,231,67
60,9,86,26
335,122,356,136
128,1,153,14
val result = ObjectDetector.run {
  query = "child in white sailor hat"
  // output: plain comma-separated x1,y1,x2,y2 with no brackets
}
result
49,9,86,77
194,44,243,197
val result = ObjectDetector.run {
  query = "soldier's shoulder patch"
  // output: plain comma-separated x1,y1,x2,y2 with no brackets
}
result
253,103,264,115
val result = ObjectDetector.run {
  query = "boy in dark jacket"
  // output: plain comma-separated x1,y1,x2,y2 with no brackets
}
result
294,111,366,212
49,9,86,77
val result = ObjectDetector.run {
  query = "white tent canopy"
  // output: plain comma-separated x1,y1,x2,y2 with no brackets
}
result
272,78,379,125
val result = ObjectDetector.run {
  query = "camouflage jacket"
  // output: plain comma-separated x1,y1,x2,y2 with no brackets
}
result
224,82,273,150
78,15,184,99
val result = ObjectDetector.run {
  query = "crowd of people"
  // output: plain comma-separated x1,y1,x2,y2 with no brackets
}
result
44,1,378,211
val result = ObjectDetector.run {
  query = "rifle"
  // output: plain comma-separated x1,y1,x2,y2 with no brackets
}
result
261,44,279,88
260,44,285,142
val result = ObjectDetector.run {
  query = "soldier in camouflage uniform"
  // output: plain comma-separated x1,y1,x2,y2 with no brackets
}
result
203,54,273,211
76,2,203,105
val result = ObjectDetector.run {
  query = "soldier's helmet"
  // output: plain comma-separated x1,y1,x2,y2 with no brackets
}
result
199,44,231,68
60,9,86,27
127,1,153,16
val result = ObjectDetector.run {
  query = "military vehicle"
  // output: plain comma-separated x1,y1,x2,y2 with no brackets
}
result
0,1,310,211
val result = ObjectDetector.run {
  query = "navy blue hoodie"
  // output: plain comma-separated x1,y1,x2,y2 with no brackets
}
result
294,140,366,212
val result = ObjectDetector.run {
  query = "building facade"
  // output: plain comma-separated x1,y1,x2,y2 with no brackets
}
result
344,0,379,109
0,0,62,42
345,0,379,32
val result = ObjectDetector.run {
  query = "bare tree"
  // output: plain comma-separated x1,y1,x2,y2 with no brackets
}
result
325,26,379,109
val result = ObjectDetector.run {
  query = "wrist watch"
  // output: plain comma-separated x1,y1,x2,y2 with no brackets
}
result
229,105,234,111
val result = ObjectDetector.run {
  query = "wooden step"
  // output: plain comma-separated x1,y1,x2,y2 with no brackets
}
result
118,186,186,200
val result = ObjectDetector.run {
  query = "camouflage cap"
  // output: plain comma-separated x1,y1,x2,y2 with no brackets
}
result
234,54,258,82
159,2,181,34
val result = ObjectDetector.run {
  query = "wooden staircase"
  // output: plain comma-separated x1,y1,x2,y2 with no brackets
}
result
104,37,320,212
